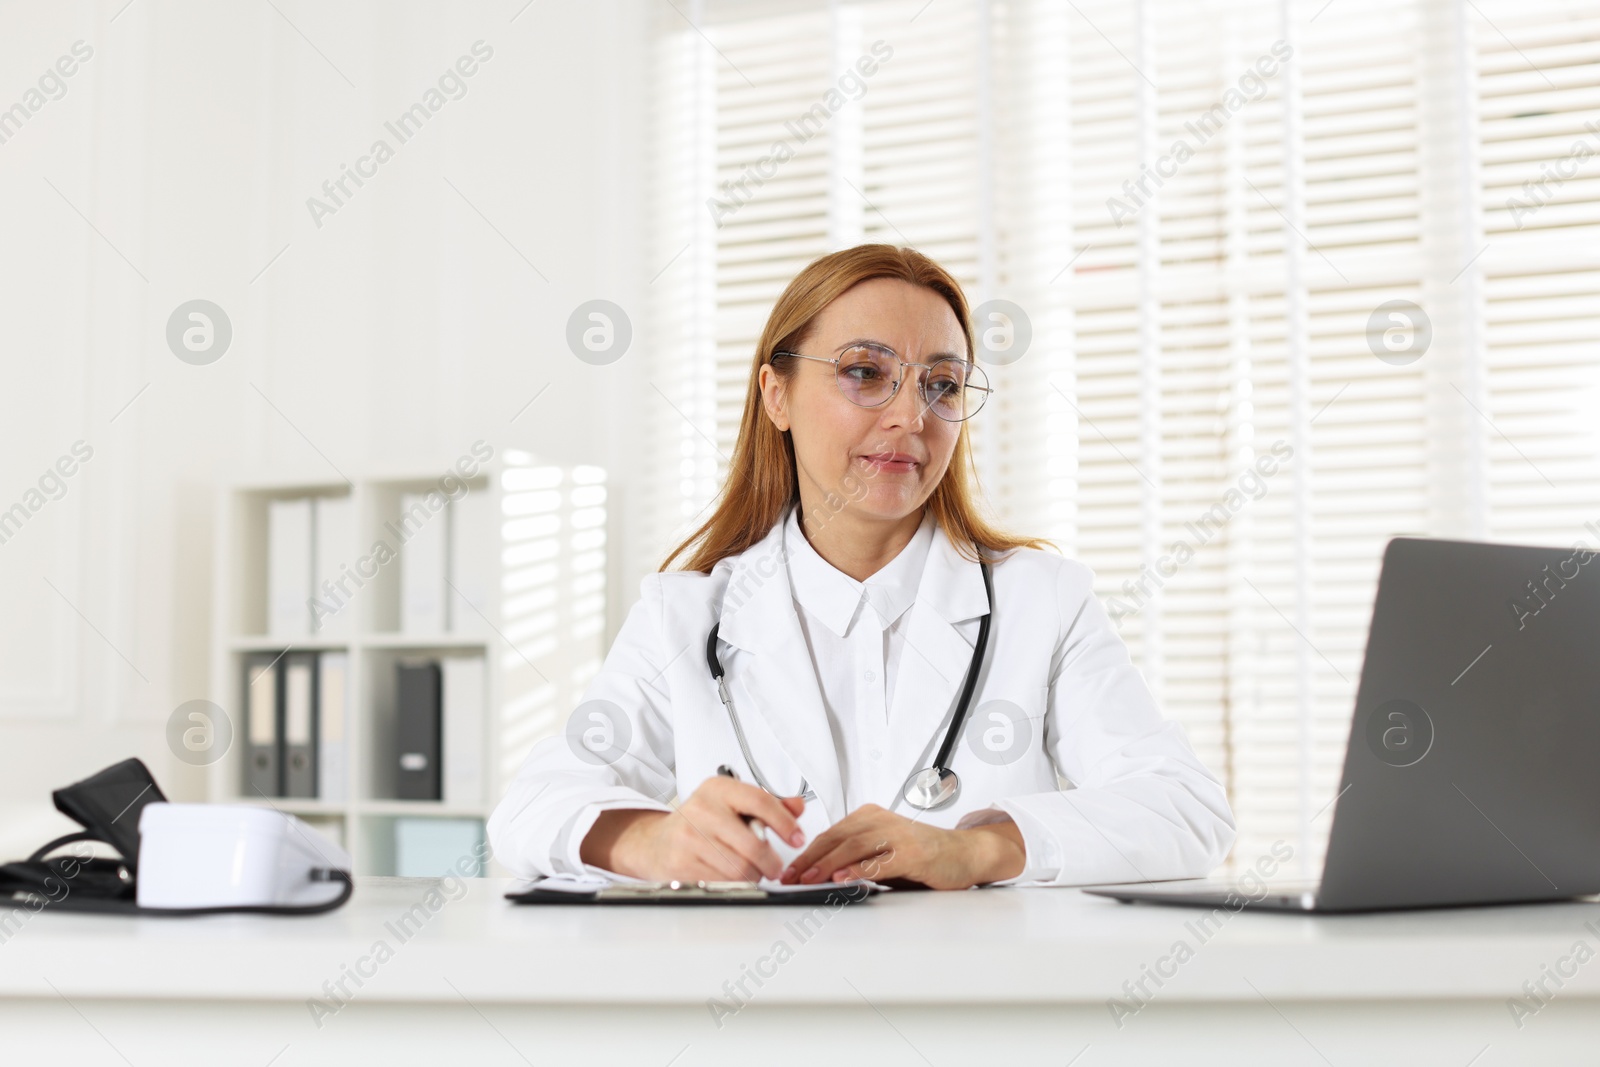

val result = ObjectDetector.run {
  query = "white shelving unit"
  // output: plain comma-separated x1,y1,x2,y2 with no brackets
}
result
206,451,608,876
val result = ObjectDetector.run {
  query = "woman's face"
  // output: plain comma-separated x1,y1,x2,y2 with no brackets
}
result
760,277,968,528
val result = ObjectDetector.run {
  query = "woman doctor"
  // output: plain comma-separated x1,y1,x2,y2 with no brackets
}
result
488,244,1235,890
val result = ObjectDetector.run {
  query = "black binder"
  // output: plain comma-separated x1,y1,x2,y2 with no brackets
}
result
244,653,283,798
396,661,442,800
283,652,319,798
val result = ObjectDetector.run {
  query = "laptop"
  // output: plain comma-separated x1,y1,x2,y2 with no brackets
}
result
1086,536,1600,913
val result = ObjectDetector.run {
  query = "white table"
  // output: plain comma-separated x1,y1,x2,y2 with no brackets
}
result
2,876,1598,1065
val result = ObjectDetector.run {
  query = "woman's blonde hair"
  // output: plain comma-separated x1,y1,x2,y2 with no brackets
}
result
661,243,1050,573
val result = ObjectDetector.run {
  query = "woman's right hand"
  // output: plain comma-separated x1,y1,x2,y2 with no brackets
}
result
579,776,807,882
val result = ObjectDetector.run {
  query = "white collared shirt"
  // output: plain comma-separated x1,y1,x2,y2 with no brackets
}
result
781,505,936,810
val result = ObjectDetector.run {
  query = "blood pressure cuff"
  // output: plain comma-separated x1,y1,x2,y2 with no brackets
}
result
0,757,165,914
0,757,353,918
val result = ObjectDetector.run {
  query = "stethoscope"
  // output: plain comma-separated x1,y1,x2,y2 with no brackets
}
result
705,560,993,812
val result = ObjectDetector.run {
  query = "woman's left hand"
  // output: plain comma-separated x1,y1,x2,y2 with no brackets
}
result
777,804,1027,890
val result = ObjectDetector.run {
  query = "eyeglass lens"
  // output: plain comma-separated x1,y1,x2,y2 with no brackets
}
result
836,345,988,421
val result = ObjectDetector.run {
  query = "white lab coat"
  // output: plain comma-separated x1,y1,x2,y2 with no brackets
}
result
487,515,1236,886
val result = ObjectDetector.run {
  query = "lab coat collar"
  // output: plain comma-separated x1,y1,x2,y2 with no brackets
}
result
782,506,935,637
884,518,994,807
716,506,993,817
714,516,844,820
911,514,993,628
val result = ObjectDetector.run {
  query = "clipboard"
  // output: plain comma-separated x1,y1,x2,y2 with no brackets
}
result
505,876,882,906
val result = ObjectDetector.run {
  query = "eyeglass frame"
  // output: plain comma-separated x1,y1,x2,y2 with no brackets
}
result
769,341,993,422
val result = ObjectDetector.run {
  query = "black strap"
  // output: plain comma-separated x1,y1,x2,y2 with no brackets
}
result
27,830,99,865
2,868,355,918
133,868,355,917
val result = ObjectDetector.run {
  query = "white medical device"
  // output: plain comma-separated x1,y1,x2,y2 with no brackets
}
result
136,803,353,913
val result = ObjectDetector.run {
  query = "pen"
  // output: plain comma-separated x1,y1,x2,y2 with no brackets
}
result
716,764,768,844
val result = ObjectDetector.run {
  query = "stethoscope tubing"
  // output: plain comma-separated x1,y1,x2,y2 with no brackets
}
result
705,556,993,806
930,559,994,776
706,624,811,799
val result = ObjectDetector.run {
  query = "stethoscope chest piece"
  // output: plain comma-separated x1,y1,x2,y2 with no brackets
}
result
901,765,960,811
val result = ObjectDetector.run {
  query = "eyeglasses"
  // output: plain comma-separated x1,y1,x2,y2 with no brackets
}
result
771,343,992,422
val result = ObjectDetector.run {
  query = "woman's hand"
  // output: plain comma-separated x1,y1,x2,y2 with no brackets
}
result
580,777,807,882
777,804,1026,890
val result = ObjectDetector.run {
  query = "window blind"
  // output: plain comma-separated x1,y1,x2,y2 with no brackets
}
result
641,0,1600,874
1476,1,1600,541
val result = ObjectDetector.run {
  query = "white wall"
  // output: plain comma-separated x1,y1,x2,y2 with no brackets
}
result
0,0,651,851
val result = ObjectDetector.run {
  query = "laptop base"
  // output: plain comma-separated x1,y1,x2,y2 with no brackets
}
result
1086,881,1323,912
